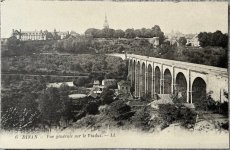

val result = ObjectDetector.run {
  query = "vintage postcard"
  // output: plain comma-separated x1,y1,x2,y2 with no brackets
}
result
0,0,229,149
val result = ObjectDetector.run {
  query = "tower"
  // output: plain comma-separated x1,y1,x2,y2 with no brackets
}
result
103,14,109,29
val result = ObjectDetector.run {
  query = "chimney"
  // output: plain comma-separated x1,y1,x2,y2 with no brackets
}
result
19,29,21,33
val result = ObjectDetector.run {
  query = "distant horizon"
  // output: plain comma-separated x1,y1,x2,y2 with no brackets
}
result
8,27,227,37
1,0,228,38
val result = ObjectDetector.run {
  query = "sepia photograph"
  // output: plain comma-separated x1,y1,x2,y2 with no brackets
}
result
0,0,229,149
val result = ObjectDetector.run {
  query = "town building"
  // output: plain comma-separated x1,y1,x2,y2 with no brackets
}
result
102,79,117,88
149,37,160,47
117,80,131,95
186,35,200,47
56,31,69,39
91,80,104,95
93,80,100,87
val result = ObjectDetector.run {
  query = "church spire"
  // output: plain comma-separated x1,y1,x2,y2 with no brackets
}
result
103,13,109,29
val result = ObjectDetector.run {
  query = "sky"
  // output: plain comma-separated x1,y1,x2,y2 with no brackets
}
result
1,0,228,38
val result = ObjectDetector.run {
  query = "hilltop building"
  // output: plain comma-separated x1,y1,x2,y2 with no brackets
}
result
12,29,48,41
11,29,70,41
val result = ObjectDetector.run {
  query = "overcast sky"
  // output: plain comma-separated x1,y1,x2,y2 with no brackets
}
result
1,0,228,38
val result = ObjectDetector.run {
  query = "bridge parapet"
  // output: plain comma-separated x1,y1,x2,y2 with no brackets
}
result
127,54,227,77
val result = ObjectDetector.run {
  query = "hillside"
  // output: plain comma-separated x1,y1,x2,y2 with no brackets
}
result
2,37,228,68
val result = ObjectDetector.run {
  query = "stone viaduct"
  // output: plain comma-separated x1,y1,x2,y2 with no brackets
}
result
127,54,228,103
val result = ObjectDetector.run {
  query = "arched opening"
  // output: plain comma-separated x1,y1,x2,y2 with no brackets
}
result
175,72,187,102
192,77,206,104
147,64,152,96
129,60,132,82
164,69,172,94
141,62,146,97
155,66,161,94
132,60,135,88
136,61,140,97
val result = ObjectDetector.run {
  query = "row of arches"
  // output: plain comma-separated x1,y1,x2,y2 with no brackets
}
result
129,60,207,103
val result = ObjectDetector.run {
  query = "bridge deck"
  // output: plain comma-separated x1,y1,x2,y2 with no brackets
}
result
127,54,228,77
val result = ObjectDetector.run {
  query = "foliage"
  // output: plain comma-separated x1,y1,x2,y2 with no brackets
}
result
73,77,91,87
38,86,73,126
140,93,152,102
2,54,127,80
130,85,135,96
3,38,55,56
158,103,197,128
1,92,40,131
100,88,115,105
171,93,187,104
106,100,133,121
75,115,98,128
178,37,187,46
131,106,152,130
85,101,101,115
218,101,228,117
1,78,47,131
194,93,216,111
198,30,228,48
53,36,93,53
84,25,165,44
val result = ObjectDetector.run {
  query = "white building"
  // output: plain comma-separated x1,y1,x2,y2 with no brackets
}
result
12,29,48,41
186,35,200,47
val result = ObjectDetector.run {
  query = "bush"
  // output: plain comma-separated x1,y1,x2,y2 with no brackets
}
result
221,122,228,130
73,77,90,87
180,107,197,128
218,101,228,117
194,93,216,111
140,93,152,102
106,100,134,121
158,104,179,124
100,88,115,105
85,101,101,115
158,104,197,128
75,115,97,128
194,93,228,116
131,106,152,130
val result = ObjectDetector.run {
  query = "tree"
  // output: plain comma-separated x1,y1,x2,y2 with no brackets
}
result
124,28,136,38
85,28,100,38
107,100,133,120
38,87,62,126
134,29,142,37
100,88,115,105
1,92,40,131
142,28,153,38
198,31,228,48
131,106,152,130
152,25,165,44
178,37,187,46
85,101,100,115
6,36,21,51
198,32,210,47
114,29,125,38
59,84,73,123
73,77,90,87
102,28,115,38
